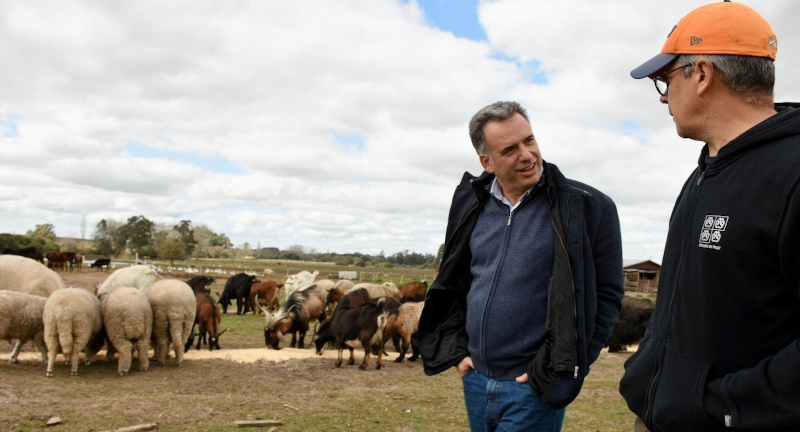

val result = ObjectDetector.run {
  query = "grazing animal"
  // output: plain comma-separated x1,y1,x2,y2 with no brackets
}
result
345,282,401,300
397,281,428,303
46,251,68,271
2,246,44,263
191,292,226,351
97,265,157,295
383,301,425,362
606,296,655,353
316,288,374,354
219,273,257,314
283,270,319,300
100,286,152,376
90,258,111,271
62,252,77,271
262,268,275,277
146,280,196,366
0,254,65,297
325,288,345,317
43,288,104,377
73,254,83,271
249,280,283,314
313,297,396,370
260,283,327,350
186,275,215,295
0,291,48,363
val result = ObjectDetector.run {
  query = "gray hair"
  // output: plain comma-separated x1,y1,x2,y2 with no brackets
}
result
678,54,775,104
468,101,530,155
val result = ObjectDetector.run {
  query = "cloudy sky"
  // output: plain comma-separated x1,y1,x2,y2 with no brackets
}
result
2,0,798,261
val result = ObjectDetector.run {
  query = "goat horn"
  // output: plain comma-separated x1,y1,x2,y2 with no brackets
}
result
218,328,228,336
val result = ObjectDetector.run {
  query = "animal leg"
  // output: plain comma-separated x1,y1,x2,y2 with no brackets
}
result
46,347,58,377
348,347,355,365
359,345,371,371
336,347,343,368
9,340,22,364
135,339,150,371
70,350,80,376
116,340,133,376
297,330,306,349
289,333,297,349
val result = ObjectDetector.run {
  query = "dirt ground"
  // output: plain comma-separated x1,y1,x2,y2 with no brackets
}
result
0,268,434,432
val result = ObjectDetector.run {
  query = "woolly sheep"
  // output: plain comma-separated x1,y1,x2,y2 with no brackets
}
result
0,255,65,297
0,291,48,363
97,265,157,295
283,270,319,300
146,279,196,366
346,282,401,300
261,268,275,277
43,288,104,377
100,286,152,376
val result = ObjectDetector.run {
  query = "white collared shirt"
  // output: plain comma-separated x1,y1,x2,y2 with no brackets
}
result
489,177,533,212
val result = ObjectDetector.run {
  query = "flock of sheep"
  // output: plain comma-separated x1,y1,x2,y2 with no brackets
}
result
0,255,197,377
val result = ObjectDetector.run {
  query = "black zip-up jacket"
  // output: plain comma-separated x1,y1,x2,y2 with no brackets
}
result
620,103,800,431
418,162,624,409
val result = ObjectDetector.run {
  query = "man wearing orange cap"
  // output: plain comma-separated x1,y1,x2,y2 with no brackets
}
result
620,1,800,431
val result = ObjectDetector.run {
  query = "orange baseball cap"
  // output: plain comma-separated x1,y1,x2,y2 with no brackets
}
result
631,0,777,79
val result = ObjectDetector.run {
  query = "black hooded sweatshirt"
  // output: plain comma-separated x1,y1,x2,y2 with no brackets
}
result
620,103,800,431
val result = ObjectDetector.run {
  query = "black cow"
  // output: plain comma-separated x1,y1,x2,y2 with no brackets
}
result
219,273,257,314
2,247,44,263
90,258,111,271
606,296,655,352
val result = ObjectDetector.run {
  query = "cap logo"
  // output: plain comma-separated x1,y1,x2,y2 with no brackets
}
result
769,36,778,51
690,36,703,46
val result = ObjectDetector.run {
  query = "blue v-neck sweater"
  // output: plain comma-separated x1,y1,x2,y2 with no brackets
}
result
466,183,554,380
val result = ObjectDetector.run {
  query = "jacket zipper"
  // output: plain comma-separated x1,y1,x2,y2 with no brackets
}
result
643,170,705,425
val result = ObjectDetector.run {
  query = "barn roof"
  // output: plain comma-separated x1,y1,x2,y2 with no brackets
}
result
623,259,661,270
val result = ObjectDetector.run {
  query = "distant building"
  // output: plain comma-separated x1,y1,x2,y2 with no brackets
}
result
338,271,358,280
623,259,661,293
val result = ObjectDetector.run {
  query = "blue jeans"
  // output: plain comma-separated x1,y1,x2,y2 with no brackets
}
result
462,369,565,432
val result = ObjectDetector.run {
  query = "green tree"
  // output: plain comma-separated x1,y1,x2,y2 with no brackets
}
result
118,215,155,255
433,243,445,271
26,224,57,243
173,220,197,255
158,237,186,267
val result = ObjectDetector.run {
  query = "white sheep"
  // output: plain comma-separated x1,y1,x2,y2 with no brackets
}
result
100,286,152,376
43,287,104,377
145,279,196,366
0,255,65,297
97,265,157,295
262,268,275,277
283,270,320,300
346,282,401,300
0,291,48,363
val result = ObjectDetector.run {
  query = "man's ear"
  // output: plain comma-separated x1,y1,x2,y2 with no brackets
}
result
695,57,715,96
479,153,494,174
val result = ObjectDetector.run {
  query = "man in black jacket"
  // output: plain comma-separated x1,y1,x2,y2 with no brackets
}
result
621,2,800,431
418,101,623,431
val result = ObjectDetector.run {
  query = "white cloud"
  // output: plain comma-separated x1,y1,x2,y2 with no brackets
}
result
1,0,798,261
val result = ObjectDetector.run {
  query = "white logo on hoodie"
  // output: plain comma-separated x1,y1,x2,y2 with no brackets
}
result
699,215,728,250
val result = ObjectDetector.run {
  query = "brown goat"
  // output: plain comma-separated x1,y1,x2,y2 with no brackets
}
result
260,284,326,350
397,281,428,303
249,280,283,314
383,301,424,362
190,292,226,351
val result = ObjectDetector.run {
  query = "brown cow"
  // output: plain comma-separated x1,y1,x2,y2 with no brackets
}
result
45,251,68,271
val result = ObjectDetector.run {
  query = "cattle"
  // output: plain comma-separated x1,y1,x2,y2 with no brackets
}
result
73,254,83,271
90,258,111,271
249,280,283,314
46,251,68,271
397,281,428,303
259,283,326,350
62,252,76,271
606,296,655,353
2,247,44,263
186,275,215,296
383,301,424,362
219,273,257,314
187,292,226,351
313,296,398,370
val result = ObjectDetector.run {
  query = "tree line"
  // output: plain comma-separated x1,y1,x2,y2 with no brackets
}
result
1,217,444,269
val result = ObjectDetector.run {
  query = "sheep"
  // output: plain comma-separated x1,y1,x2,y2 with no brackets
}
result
100,286,152,376
383,301,425,362
0,254,65,297
345,282,401,300
145,279,196,366
0,291,48,363
283,270,319,300
262,268,275,277
43,288,104,377
97,265,157,295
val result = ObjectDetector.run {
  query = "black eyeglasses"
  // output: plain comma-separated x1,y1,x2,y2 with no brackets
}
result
653,63,694,96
